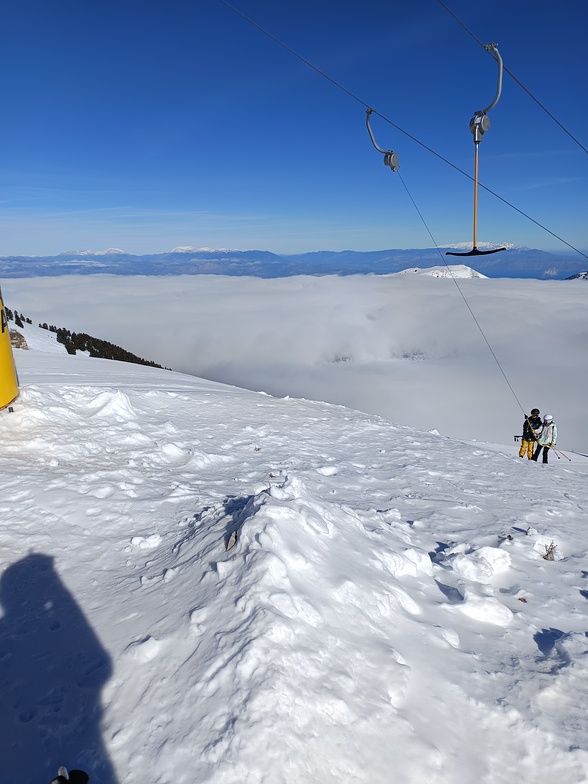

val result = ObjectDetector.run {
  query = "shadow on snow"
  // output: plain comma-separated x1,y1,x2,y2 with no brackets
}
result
0,553,117,784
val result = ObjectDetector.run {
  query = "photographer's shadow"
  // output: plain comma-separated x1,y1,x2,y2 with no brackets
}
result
0,553,117,783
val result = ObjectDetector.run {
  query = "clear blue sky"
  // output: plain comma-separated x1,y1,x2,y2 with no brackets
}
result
0,0,586,256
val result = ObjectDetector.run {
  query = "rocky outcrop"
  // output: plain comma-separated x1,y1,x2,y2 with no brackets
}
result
9,330,28,349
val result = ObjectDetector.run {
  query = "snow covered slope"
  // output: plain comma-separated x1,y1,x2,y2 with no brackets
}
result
10,321,68,353
2,348,588,784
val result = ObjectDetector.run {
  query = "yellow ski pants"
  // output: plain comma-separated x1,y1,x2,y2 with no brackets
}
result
519,439,535,459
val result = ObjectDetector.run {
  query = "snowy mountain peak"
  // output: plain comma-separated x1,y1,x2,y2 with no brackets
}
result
395,264,487,278
1,245,584,279
170,246,239,253
59,248,126,256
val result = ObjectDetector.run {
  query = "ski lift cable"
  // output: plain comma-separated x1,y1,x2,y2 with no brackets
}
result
367,106,587,259
216,0,371,108
435,0,588,157
220,0,532,420
216,0,588,261
367,110,527,415
396,171,527,418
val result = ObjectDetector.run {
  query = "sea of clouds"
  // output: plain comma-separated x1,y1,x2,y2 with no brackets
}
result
5,273,587,451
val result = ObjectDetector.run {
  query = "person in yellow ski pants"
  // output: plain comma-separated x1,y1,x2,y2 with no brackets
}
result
519,408,542,459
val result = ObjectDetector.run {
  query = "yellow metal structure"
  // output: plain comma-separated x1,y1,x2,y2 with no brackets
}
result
0,286,19,408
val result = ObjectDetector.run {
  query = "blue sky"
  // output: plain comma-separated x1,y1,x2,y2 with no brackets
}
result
0,0,586,256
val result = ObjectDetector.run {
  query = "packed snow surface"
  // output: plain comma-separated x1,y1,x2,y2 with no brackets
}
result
2,343,588,784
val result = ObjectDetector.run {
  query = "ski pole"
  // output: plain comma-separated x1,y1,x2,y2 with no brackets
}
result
552,448,571,461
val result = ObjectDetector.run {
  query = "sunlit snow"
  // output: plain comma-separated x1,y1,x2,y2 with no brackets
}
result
2,324,588,784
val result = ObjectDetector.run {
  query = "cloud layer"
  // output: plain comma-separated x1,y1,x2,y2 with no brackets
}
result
6,274,586,451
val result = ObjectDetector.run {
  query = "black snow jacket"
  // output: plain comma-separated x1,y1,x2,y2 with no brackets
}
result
522,414,542,441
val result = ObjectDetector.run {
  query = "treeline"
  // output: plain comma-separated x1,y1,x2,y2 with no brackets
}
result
39,323,166,369
7,307,168,369
5,308,32,328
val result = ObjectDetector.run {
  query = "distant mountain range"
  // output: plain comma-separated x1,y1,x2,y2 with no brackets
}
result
0,245,586,280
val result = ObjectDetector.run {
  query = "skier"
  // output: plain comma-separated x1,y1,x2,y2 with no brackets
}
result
519,408,542,459
531,414,557,464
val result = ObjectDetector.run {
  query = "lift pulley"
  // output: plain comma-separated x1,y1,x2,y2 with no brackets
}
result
366,109,400,173
447,42,507,257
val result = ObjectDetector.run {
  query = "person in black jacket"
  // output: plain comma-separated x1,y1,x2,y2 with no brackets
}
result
519,408,542,459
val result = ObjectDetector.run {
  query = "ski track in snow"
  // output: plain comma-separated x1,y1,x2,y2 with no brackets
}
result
2,351,588,784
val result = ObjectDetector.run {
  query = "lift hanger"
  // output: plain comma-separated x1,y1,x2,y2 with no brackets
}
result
366,108,400,173
447,43,506,257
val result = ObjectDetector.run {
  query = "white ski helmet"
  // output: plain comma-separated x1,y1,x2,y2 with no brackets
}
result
544,414,553,422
